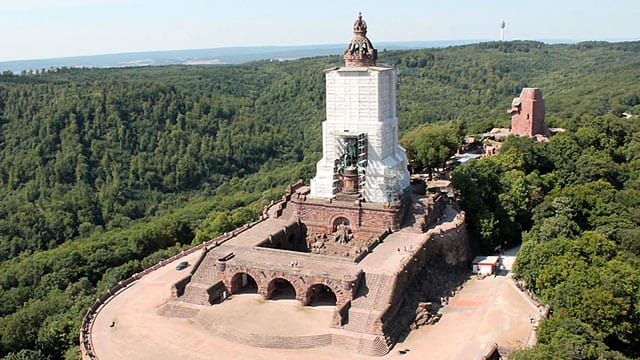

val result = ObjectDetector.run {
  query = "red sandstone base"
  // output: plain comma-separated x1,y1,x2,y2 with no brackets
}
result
167,180,470,356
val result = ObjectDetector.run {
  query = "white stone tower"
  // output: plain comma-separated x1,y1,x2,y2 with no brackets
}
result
310,13,410,203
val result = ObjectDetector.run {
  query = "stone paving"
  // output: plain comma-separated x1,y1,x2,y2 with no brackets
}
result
221,216,293,248
360,205,458,274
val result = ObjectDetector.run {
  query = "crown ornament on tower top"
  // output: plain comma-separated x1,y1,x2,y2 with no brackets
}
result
343,12,377,67
353,12,367,36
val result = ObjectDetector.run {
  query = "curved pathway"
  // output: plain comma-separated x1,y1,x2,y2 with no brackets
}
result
90,253,536,359
90,250,366,360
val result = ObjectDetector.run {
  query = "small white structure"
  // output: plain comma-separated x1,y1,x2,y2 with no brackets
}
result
472,256,501,275
310,13,410,203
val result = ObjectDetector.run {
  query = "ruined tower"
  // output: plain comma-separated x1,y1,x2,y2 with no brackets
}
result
310,13,410,204
509,88,551,138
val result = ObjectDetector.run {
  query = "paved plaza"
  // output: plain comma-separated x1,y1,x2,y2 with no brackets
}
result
91,248,537,360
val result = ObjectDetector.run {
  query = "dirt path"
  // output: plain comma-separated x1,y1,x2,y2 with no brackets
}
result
389,274,535,359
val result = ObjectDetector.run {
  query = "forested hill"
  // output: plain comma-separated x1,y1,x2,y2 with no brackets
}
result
0,40,638,359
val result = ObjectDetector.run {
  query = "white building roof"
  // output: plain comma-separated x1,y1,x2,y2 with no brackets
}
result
472,256,500,265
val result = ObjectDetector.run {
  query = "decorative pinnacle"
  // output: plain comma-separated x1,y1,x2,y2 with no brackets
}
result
353,11,367,36
343,12,377,67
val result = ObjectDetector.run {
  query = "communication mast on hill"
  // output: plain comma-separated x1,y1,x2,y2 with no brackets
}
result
500,20,506,41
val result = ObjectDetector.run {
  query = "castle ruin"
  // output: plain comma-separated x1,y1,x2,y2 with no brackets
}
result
509,87,551,138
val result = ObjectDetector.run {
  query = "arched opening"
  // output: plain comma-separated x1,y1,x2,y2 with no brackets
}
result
267,278,296,300
332,217,350,232
306,284,337,306
230,272,258,294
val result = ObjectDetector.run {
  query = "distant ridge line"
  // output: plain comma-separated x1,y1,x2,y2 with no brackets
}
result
13,38,640,73
1,39,510,73
10,38,639,74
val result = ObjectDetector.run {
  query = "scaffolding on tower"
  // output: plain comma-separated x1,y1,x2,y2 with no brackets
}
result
357,133,368,200
331,137,345,196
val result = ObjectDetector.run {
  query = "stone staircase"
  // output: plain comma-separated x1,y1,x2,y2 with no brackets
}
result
190,250,217,283
179,247,225,306
181,282,213,305
369,336,392,356
330,329,391,357
351,273,394,310
157,300,202,318
197,316,333,350
337,272,396,355
342,308,374,333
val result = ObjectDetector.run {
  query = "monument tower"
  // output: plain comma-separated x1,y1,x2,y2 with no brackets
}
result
84,13,473,360
310,12,410,204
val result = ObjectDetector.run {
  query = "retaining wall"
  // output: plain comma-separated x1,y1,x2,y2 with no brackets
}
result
200,325,333,350
378,211,471,346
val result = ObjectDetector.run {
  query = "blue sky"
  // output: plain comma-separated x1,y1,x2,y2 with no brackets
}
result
1,0,638,61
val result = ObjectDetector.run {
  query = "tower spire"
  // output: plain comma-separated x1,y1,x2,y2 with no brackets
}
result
343,12,377,67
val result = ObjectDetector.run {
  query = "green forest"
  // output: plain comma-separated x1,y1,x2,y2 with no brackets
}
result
0,40,639,359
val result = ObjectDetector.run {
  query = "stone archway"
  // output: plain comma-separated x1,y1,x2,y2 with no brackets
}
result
332,216,350,233
267,278,297,300
305,283,337,306
230,272,258,294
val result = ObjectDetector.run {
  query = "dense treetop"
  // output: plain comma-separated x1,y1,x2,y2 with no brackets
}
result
0,40,638,359
478,115,640,359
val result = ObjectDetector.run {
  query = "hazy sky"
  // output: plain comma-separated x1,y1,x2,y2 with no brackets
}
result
1,0,638,62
